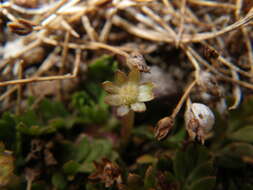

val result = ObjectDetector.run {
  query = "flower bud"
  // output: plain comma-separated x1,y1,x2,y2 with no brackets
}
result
185,103,215,144
126,52,150,73
154,117,174,141
8,19,35,35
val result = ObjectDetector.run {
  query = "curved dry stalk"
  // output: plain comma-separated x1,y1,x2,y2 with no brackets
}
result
188,46,253,91
111,11,253,44
229,70,242,110
188,0,236,9
182,46,201,82
176,0,187,46
171,80,197,119
0,49,81,87
141,6,177,38
16,60,23,115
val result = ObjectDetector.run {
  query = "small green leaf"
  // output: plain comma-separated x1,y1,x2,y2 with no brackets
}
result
16,123,58,136
63,160,81,175
173,144,210,182
187,161,214,184
229,126,253,143
15,110,38,127
52,173,67,190
188,176,216,190
74,137,90,162
38,99,68,121
217,142,253,168
88,55,117,81
173,151,187,182
0,113,16,148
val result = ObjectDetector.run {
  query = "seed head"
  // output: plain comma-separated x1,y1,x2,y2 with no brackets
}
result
185,102,215,144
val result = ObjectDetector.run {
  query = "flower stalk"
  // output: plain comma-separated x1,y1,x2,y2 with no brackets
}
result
121,110,135,145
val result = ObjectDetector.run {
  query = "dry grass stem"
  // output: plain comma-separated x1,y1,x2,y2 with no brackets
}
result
1,0,253,112
229,70,242,110
171,80,197,119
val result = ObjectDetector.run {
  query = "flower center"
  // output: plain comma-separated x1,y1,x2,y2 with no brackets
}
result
119,83,138,105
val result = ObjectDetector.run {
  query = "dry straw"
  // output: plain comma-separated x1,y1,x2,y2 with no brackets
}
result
0,0,253,112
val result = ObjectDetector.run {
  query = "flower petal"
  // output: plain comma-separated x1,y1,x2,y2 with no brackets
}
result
131,102,146,112
115,70,127,85
117,105,130,116
128,67,140,83
137,82,154,102
102,81,119,94
104,95,123,106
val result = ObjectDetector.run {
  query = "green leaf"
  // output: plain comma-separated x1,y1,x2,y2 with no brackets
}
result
188,176,216,190
187,161,214,184
88,55,117,81
78,139,116,173
16,123,59,136
0,113,16,148
173,144,210,182
229,126,253,143
217,142,253,168
167,128,187,143
174,151,187,182
74,137,90,162
132,126,154,140
85,140,112,162
15,110,38,127
63,160,81,175
38,99,68,121
52,173,67,190
71,91,109,124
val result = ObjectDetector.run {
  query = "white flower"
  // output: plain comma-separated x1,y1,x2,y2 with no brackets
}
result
102,67,154,116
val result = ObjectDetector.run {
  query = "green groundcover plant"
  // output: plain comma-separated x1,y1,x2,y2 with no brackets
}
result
0,56,252,190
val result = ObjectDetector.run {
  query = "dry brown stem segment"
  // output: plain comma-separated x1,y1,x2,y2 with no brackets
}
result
176,0,187,46
112,11,253,43
217,56,252,78
235,0,253,74
126,8,167,34
38,36,128,57
39,0,69,22
229,70,242,110
141,6,177,38
0,49,81,87
188,0,236,9
60,18,80,38
188,47,253,91
61,31,70,74
1,0,253,112
1,40,42,68
82,16,98,41
171,80,197,119
0,51,61,102
201,42,252,78
16,60,23,115
182,46,201,82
